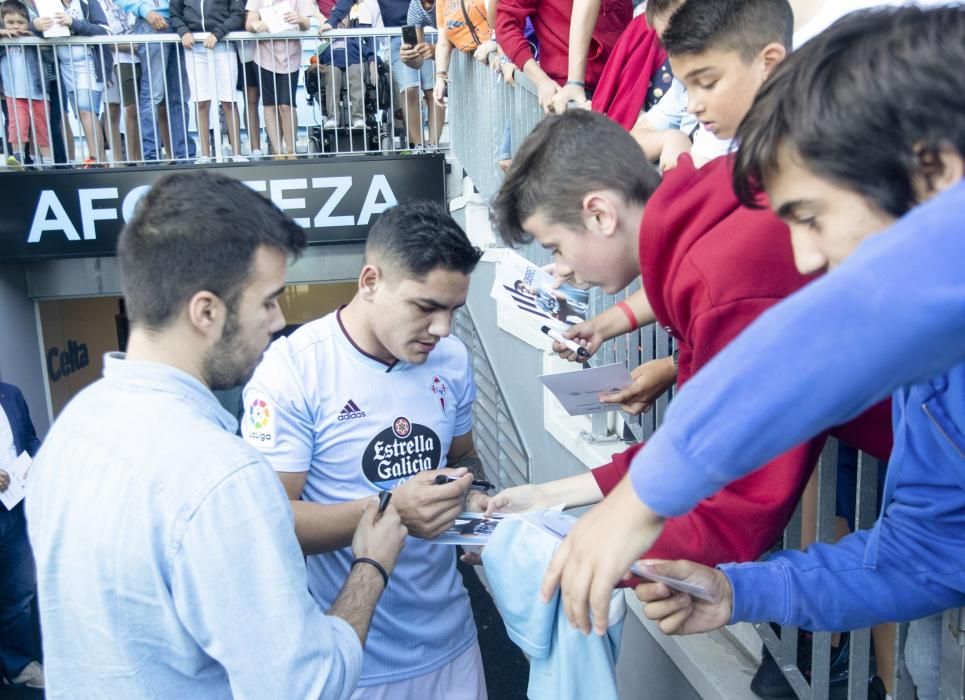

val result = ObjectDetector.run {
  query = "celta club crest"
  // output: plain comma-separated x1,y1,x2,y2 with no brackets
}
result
392,416,412,438
431,375,447,411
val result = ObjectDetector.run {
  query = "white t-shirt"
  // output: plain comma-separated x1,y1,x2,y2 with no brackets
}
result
242,309,477,687
642,77,735,163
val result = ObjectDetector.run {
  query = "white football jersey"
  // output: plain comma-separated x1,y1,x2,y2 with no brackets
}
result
242,310,477,686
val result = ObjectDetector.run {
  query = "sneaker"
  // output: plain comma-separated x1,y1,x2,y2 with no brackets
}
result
751,628,855,700
232,155,250,163
250,149,263,159
8,661,44,689
194,156,211,165
323,117,337,128
81,157,98,169
352,118,366,129
5,155,25,171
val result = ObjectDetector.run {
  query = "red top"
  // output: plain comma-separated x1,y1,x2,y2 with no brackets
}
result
591,155,893,569
591,14,666,129
495,0,631,89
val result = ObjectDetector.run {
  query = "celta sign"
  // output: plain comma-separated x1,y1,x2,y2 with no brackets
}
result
0,154,446,261
46,339,90,382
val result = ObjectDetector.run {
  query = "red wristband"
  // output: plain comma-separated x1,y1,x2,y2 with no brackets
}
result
616,300,638,331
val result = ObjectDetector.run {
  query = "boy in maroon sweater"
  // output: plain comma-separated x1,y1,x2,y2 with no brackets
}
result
488,0,892,573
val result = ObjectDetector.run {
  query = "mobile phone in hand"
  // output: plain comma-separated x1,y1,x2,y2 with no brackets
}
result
401,24,418,45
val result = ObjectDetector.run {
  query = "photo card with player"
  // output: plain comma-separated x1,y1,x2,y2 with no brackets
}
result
490,250,590,331
429,512,508,545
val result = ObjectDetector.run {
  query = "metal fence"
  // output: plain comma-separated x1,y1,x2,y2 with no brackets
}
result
454,308,530,491
0,27,445,168
446,48,965,700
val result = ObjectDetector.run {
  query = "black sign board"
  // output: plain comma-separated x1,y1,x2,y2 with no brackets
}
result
0,153,447,261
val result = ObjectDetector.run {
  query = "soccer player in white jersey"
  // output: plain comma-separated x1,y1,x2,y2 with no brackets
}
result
243,200,491,699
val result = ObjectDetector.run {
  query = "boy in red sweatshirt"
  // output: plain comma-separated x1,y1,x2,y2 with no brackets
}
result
488,0,892,579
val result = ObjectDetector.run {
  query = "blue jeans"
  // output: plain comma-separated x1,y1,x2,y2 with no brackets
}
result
134,20,195,161
0,504,40,680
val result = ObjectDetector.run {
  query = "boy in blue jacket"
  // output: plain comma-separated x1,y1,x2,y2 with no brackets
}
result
544,4,965,649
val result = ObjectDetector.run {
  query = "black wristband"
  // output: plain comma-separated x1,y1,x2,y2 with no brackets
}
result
352,557,389,588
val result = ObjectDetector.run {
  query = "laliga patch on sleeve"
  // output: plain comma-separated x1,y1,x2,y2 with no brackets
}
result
243,391,276,450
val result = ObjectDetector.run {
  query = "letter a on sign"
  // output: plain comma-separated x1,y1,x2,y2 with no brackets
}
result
28,191,81,243
357,175,398,226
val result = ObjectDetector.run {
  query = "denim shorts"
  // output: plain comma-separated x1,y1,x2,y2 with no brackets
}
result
390,36,435,91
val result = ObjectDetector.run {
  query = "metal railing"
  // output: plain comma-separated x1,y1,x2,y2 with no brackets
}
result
454,307,530,491
446,47,965,700
0,27,445,168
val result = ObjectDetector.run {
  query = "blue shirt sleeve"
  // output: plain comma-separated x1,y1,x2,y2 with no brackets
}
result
629,180,965,516
721,523,965,631
116,0,154,19
326,0,355,27
170,461,363,698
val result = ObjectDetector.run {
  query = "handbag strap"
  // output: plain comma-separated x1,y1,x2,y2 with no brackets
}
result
457,0,482,47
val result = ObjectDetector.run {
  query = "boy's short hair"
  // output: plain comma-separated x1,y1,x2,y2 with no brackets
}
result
733,5,965,217
118,171,307,330
1,0,29,19
662,0,793,59
491,110,662,246
644,0,681,24
364,200,482,279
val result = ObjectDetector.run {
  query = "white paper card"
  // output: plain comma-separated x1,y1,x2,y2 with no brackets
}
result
490,250,589,332
36,0,69,37
538,362,632,415
0,451,32,510
259,1,295,33
630,562,715,602
429,512,507,545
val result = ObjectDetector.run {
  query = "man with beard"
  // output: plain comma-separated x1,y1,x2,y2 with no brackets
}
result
26,171,408,698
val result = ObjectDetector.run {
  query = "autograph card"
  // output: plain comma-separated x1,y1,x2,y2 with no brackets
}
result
490,250,589,331
430,512,507,545
538,362,632,415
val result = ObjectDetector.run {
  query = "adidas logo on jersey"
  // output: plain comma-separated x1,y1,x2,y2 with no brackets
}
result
338,399,366,421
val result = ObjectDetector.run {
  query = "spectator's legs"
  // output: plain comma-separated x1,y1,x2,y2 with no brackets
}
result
873,624,896,696
124,103,142,161
279,104,295,157
47,79,68,164
325,67,344,125
222,102,241,159
63,117,75,162
4,97,25,163
424,89,444,145
73,88,106,163
162,43,195,160
157,103,172,160
0,506,41,681
106,102,124,163
195,100,212,157
264,105,281,156
348,62,364,125
403,87,423,147
245,85,261,152
134,20,165,161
